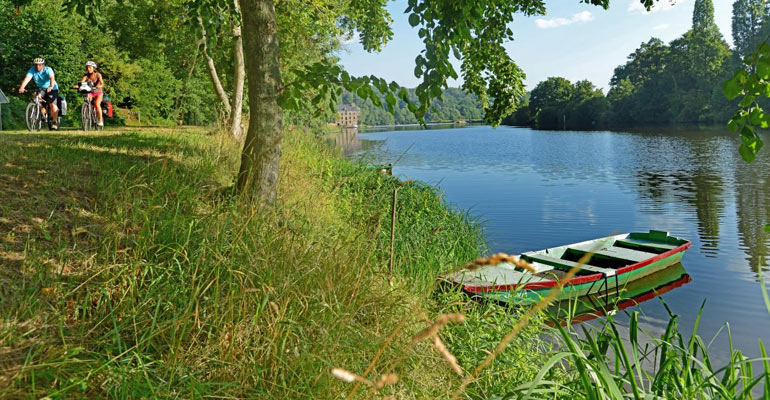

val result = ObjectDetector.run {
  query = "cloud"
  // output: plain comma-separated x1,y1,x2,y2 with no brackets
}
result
628,0,683,14
652,24,670,30
342,31,360,45
535,11,594,29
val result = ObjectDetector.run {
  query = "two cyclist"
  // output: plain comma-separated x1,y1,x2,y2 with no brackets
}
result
73,61,105,127
18,58,59,130
18,58,107,130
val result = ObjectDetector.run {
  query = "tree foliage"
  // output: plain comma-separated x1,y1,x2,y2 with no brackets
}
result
0,0,222,126
341,87,484,126
693,0,717,31
507,2,734,130
732,0,769,58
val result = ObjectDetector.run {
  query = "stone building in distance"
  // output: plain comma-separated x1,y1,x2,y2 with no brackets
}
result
337,104,360,128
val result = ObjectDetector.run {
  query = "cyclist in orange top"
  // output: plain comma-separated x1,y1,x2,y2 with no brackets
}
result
73,61,105,127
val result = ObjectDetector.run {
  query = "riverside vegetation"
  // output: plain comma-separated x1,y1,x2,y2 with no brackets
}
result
0,126,547,398
2,126,770,398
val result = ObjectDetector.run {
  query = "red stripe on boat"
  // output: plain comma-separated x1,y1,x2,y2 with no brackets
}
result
462,241,691,294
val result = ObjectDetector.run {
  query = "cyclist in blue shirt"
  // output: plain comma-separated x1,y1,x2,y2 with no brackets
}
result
19,57,60,130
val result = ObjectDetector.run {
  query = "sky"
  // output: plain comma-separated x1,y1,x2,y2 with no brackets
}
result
337,0,734,93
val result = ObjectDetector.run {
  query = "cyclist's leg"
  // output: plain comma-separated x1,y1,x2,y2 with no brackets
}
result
94,93,104,125
44,90,59,128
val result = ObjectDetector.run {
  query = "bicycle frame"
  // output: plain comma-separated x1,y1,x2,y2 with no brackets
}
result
80,93,101,131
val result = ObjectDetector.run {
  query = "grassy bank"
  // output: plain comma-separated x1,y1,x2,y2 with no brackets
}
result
0,126,549,398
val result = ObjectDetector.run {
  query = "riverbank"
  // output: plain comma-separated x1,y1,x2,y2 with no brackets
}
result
0,127,548,398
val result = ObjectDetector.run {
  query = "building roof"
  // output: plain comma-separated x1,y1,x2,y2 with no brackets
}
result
338,104,359,112
0,89,8,104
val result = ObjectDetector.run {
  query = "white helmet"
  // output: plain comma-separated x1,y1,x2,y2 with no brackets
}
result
86,61,97,68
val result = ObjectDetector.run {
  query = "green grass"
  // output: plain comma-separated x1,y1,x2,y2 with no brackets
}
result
0,126,546,398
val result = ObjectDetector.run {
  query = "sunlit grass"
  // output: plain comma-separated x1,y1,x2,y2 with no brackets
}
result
0,126,501,398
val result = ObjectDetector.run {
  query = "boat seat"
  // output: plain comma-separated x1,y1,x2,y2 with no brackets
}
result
568,244,654,263
614,238,677,252
522,253,616,277
527,261,555,274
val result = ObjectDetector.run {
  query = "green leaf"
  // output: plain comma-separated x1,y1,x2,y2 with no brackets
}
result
727,119,740,132
413,65,422,78
742,124,755,138
418,28,426,38
764,224,770,233
740,142,759,163
739,132,763,163
408,13,419,27
723,76,743,100
751,107,764,125
740,95,756,107
759,60,770,80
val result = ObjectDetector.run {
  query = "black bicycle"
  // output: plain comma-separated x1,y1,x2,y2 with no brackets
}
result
25,89,58,131
78,82,103,131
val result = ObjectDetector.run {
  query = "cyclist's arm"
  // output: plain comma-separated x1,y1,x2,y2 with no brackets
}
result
96,73,104,89
47,71,56,92
73,75,87,89
19,74,32,93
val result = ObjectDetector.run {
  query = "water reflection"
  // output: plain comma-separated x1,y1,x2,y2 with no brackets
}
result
548,263,691,325
735,165,770,273
328,127,362,156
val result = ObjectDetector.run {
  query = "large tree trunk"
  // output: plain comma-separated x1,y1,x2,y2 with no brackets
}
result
237,0,283,202
229,0,246,141
198,17,232,115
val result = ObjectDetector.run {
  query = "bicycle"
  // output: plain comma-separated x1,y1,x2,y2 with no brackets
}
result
78,82,102,131
25,89,58,131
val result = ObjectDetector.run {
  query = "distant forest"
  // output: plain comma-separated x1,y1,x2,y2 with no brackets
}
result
341,87,483,126
505,0,751,130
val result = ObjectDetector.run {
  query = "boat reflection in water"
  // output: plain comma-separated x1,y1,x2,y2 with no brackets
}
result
547,263,691,326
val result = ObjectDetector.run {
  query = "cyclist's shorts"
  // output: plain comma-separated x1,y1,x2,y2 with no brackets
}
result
42,90,58,104
88,91,103,98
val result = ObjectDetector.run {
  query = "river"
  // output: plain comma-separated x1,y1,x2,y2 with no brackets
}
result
339,124,770,364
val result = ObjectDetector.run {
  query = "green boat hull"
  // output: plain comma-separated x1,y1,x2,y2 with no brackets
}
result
450,230,692,305
478,250,685,304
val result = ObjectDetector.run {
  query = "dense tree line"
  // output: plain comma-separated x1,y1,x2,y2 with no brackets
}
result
341,87,484,125
0,0,222,127
506,0,758,130
0,0,333,131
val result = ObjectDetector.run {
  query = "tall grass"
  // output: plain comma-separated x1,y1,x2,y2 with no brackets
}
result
0,126,520,398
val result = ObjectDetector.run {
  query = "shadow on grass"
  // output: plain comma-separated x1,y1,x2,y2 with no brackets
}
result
0,129,211,391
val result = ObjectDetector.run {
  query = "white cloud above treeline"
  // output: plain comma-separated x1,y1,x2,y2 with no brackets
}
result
535,11,594,29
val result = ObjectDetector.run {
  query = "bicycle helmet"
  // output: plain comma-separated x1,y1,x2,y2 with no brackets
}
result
86,61,97,68
33,57,45,64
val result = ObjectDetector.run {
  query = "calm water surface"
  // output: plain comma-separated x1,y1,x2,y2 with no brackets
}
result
342,124,770,363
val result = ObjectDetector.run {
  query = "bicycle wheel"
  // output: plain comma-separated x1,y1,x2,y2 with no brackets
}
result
25,103,40,132
81,104,92,131
93,107,103,131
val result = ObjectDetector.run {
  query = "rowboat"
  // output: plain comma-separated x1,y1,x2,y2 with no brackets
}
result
445,230,691,304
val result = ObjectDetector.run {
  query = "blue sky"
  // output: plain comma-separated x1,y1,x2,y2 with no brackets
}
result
337,0,734,92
